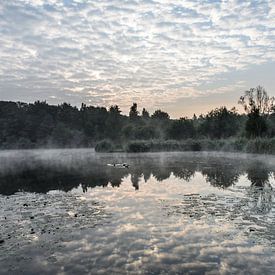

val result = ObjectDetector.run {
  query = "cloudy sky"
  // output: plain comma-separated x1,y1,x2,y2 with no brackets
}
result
0,0,274,117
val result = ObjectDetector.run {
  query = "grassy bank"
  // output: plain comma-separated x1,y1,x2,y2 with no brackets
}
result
95,138,275,154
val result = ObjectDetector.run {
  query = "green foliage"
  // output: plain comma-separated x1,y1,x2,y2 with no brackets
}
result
124,138,275,154
129,103,139,120
95,140,114,152
267,114,275,136
198,107,240,139
134,126,157,140
245,138,275,154
126,141,150,152
122,124,135,139
239,86,274,137
1,86,275,153
126,140,201,152
108,105,121,115
167,118,195,139
190,141,202,151
245,110,267,137
151,109,170,120
232,138,247,151
141,108,150,118
106,105,123,140
238,86,274,116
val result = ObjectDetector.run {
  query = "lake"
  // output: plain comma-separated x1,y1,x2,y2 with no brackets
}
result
0,149,274,274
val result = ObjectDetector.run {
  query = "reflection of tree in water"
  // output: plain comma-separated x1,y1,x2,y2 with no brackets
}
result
0,163,128,195
172,164,196,181
143,169,151,183
110,178,122,188
246,161,274,214
247,184,273,214
246,162,270,187
200,162,240,188
131,172,143,190
151,167,171,181
1,155,274,198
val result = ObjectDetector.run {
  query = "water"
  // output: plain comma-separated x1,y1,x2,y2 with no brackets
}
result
0,149,274,274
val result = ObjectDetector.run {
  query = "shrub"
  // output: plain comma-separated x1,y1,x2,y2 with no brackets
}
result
190,141,202,151
126,141,150,152
95,140,114,152
122,138,275,154
246,138,275,154
232,138,247,151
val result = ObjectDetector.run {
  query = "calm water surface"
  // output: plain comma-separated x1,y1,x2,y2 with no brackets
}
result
0,149,274,274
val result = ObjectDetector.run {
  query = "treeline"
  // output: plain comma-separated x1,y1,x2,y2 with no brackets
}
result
0,86,275,150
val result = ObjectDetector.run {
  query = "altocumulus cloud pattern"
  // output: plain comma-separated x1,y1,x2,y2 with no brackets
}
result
0,0,274,110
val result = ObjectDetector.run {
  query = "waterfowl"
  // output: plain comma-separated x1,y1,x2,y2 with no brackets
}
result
107,163,130,168
122,163,130,168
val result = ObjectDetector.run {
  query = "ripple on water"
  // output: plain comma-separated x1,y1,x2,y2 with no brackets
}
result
0,150,275,274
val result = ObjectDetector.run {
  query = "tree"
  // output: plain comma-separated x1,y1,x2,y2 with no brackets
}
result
58,102,80,129
109,105,121,116
51,123,73,146
238,86,274,116
167,118,195,139
106,105,122,140
151,109,170,120
198,107,240,139
245,109,267,137
238,86,273,137
122,124,134,139
141,108,150,119
134,126,157,139
129,103,139,120
80,104,108,139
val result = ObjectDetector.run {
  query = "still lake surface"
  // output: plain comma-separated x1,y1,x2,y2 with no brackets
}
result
0,149,274,274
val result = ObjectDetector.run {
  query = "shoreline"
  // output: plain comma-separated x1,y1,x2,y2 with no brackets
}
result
95,138,275,155
1,141,275,156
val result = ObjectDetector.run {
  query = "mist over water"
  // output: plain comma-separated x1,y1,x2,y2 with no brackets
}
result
0,149,274,274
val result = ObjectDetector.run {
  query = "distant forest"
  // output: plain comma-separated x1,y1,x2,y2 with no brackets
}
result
0,86,275,150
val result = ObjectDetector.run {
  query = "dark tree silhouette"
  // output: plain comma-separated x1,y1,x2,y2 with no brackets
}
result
151,109,170,120
129,103,139,120
239,86,274,137
142,108,150,119
167,118,195,139
239,86,274,116
245,109,267,137
198,107,240,139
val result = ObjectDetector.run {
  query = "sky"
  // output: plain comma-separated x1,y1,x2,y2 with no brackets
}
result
0,0,274,118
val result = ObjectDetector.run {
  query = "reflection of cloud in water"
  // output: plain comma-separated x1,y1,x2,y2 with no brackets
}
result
0,192,111,274
162,190,275,244
0,150,275,273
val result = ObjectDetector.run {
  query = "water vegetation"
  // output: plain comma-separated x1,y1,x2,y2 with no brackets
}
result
1,86,275,154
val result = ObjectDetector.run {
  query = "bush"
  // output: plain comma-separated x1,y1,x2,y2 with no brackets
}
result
190,141,202,151
126,141,150,152
121,138,275,154
246,138,275,154
95,140,114,152
232,138,247,151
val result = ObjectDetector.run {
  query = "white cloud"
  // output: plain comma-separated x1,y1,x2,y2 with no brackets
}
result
0,0,274,112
